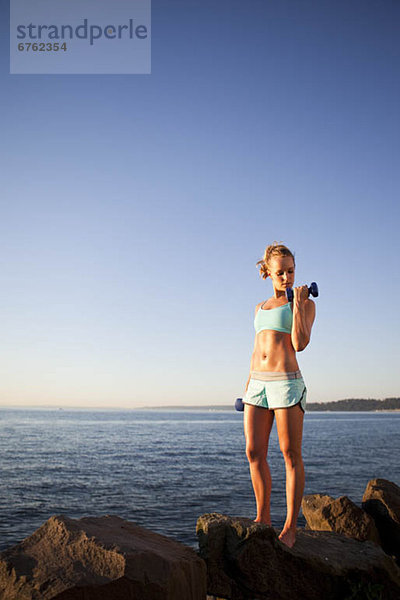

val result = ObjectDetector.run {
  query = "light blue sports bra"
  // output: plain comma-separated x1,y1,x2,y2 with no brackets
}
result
254,301,293,334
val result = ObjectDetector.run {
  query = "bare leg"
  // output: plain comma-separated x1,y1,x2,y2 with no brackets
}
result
274,403,305,547
243,404,275,524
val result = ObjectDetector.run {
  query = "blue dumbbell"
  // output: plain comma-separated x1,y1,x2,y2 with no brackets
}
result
235,398,244,412
286,282,319,302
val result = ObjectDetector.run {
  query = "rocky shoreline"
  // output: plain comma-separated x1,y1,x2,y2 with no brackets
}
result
0,478,399,599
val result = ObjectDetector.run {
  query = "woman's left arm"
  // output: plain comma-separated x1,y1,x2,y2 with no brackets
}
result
291,285,316,352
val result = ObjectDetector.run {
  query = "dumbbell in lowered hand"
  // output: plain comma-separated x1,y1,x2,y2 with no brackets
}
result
235,398,244,412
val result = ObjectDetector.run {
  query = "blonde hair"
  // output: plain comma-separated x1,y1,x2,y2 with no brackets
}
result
256,242,295,280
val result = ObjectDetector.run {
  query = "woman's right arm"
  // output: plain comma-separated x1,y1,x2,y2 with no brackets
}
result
245,369,252,392
245,344,257,391
245,304,261,391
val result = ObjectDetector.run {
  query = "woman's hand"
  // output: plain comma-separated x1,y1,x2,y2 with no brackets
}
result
292,285,309,304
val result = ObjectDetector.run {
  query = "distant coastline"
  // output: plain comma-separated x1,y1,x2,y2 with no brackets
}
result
305,397,400,411
146,398,400,412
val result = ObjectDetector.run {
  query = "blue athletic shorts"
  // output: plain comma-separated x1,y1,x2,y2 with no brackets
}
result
244,370,307,413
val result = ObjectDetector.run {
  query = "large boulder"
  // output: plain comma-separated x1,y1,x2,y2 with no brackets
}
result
196,513,400,600
301,493,381,544
0,515,206,600
362,478,400,563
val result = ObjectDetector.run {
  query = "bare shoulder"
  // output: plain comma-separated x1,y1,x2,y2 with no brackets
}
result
254,301,264,316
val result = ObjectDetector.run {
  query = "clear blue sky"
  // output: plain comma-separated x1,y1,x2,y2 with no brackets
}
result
1,0,399,407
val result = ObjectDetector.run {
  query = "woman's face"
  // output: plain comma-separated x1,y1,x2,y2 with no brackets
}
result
267,256,295,291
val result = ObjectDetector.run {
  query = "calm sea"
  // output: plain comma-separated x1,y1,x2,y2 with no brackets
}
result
0,409,399,551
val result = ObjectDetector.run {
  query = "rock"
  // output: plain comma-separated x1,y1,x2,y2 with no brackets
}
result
301,493,381,544
362,478,400,563
0,515,206,600
196,512,400,600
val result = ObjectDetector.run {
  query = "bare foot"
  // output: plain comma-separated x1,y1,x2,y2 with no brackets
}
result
254,518,271,525
278,528,296,548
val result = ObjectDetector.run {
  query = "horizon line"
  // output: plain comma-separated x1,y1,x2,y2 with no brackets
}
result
0,397,398,412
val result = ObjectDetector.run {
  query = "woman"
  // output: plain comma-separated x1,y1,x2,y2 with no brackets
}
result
243,242,316,548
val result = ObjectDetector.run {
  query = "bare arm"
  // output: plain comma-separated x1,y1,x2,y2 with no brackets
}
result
245,352,255,392
291,287,316,352
245,303,262,391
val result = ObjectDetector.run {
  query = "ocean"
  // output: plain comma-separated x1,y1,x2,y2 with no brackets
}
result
0,409,399,551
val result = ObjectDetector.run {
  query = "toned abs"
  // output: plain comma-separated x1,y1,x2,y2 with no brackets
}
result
252,330,299,372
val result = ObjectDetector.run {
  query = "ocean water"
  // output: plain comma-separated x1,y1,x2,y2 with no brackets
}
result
0,409,399,551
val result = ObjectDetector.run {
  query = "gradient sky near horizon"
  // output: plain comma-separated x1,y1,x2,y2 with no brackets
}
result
1,0,399,408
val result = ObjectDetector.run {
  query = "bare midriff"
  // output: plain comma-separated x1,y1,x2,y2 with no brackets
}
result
252,330,299,372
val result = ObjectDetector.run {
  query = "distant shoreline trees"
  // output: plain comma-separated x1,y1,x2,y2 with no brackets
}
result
149,398,400,411
306,398,400,411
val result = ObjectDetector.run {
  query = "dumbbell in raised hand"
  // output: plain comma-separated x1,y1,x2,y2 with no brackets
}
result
286,282,318,302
